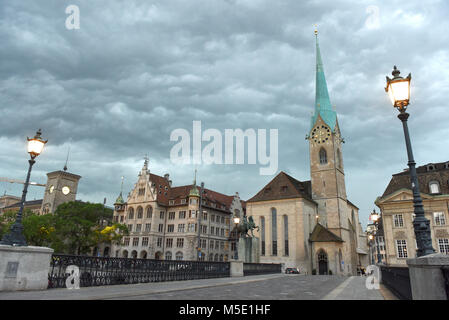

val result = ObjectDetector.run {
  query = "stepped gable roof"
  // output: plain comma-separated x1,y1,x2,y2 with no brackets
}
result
247,171,316,204
310,223,344,242
381,161,449,197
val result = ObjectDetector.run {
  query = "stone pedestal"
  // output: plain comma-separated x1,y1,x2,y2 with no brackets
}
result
237,237,260,263
406,253,449,300
230,260,243,277
0,245,54,291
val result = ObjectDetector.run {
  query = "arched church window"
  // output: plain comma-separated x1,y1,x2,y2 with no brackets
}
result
271,208,277,256
319,148,327,165
283,215,289,256
260,217,266,256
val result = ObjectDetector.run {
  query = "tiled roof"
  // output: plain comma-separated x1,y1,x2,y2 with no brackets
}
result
149,173,243,212
382,161,449,197
247,171,315,204
3,199,43,209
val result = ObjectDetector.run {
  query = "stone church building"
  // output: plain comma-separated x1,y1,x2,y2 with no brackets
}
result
246,32,366,276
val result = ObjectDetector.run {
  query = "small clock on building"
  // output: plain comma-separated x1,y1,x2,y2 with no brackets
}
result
62,186,70,195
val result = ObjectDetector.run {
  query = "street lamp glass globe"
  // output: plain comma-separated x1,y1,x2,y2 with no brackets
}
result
27,129,47,157
387,80,410,106
233,217,240,224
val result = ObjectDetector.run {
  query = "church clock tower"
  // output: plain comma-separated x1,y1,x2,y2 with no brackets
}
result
307,29,348,237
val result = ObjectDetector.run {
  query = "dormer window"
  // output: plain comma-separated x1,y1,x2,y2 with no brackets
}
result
169,200,174,205
181,198,186,204
427,164,435,171
429,181,440,194
445,162,449,169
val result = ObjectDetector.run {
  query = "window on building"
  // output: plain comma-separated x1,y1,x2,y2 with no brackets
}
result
216,228,219,236
169,200,174,205
437,239,449,254
190,198,197,205
138,188,145,196
272,208,277,256
176,251,183,260
128,208,134,219
178,224,185,233
132,237,139,246
167,224,174,232
158,224,164,232
145,223,151,232
220,241,224,250
166,238,173,248
396,239,408,258
210,240,214,249
188,223,195,232
215,241,219,249
280,185,288,192
160,211,165,219
201,225,207,234
434,212,446,226
211,215,215,222
136,224,141,232
156,237,162,247
165,251,172,260
319,148,327,165
231,242,237,251
179,211,186,219
168,212,176,220
202,212,208,220
211,226,215,235
283,215,289,256
123,237,130,246
177,238,184,248
142,237,149,246
221,217,225,224
181,199,186,204
393,214,404,228
146,206,153,219
260,216,265,256
120,216,124,223
220,228,224,237
429,181,440,194
128,224,133,232
201,239,207,249
137,207,143,219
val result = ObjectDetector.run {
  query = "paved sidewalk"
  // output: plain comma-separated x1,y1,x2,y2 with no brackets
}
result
321,276,384,300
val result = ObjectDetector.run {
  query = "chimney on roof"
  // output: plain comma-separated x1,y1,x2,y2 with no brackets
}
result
169,180,172,187
164,173,169,180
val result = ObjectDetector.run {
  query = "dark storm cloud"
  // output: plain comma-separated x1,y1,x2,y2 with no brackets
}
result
1,0,449,227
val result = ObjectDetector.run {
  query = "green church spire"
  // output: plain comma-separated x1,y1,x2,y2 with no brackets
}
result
311,27,337,131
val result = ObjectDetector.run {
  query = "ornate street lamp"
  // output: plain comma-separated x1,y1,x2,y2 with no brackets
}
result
370,209,382,264
1,129,47,246
385,66,435,257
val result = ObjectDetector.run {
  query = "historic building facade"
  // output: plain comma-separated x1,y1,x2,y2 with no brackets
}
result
110,159,244,261
375,161,449,266
246,31,366,276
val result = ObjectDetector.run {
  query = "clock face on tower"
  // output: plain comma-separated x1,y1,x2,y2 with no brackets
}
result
311,125,331,144
62,186,70,195
49,185,54,194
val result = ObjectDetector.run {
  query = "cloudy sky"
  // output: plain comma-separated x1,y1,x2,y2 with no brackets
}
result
1,0,448,228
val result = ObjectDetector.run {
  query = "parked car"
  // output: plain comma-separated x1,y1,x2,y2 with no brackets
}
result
285,267,300,274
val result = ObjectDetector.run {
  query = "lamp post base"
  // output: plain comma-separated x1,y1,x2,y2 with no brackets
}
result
0,223,27,246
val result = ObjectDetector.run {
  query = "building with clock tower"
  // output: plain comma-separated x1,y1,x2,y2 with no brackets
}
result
246,30,368,275
40,168,81,214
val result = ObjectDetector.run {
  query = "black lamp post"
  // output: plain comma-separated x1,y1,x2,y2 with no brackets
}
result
0,129,47,246
385,66,435,257
368,233,375,265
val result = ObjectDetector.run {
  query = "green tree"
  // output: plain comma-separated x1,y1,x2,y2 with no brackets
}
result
0,208,34,239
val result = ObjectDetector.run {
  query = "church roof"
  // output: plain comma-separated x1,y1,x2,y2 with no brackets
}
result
309,223,343,242
311,32,337,131
247,171,316,204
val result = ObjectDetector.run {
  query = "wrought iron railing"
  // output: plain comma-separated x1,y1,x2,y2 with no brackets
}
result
48,254,230,289
442,266,449,300
380,265,412,300
243,262,282,276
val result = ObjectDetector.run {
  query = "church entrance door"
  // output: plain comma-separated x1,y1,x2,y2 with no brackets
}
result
318,250,328,275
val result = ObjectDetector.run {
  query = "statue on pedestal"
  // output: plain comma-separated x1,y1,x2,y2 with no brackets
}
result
236,215,260,263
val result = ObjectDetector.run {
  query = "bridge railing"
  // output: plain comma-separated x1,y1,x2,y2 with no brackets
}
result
380,265,412,300
48,254,230,289
243,262,282,276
